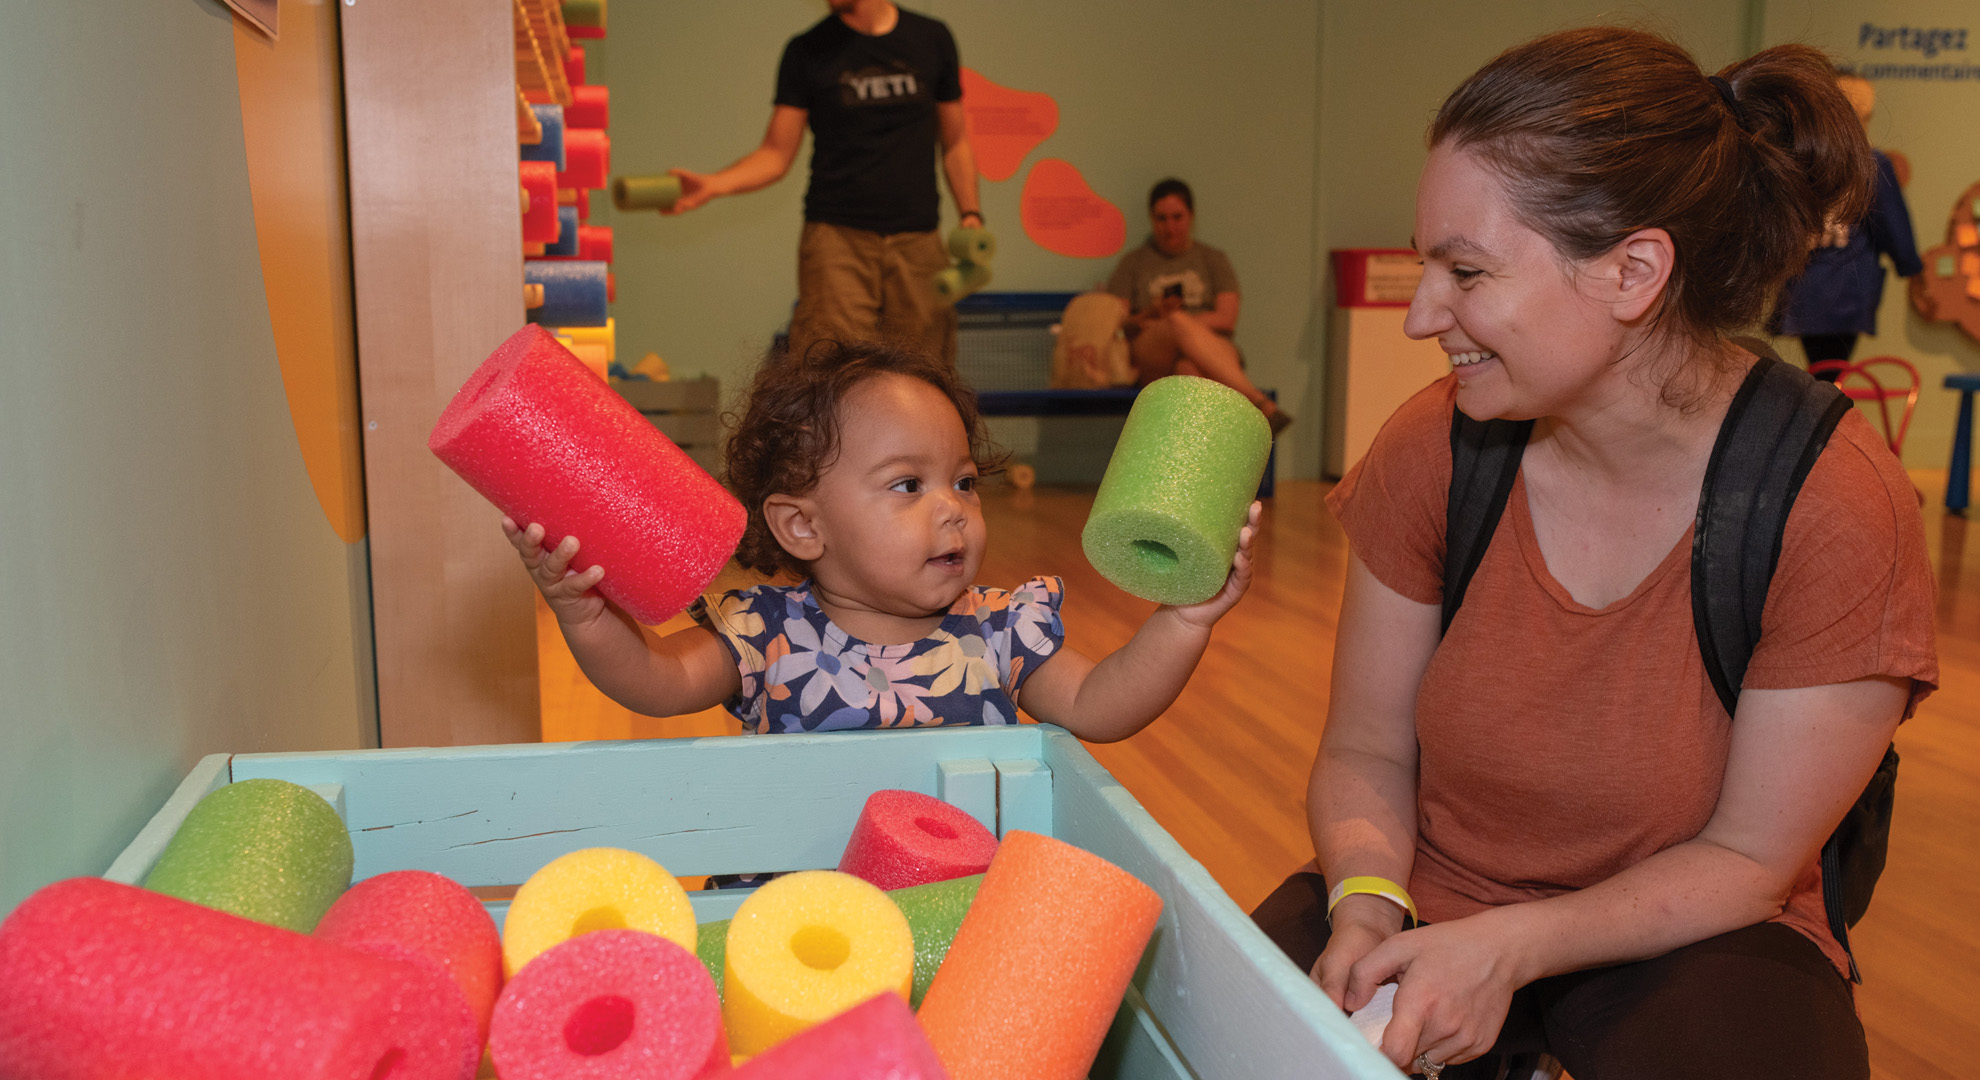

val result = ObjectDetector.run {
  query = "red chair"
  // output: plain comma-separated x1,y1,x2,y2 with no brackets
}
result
1809,356,1920,456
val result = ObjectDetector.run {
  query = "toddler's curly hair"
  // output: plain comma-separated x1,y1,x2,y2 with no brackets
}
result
723,339,1005,578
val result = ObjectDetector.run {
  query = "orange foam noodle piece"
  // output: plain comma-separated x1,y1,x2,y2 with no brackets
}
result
914,831,1163,1080
429,326,746,625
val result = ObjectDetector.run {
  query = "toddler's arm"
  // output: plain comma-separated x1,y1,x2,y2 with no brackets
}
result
504,518,741,717
1014,502,1260,742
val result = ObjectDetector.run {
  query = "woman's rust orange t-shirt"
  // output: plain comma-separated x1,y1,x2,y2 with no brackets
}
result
1326,375,1938,977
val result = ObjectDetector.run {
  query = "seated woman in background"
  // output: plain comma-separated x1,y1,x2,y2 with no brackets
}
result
1253,27,1936,1080
1056,179,1291,434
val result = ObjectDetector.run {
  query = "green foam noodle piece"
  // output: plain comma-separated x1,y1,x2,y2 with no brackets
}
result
933,262,993,304
890,873,981,1007
693,872,981,1006
946,227,996,265
141,778,353,933
562,0,605,30
612,174,681,212
696,916,729,995
1082,376,1271,605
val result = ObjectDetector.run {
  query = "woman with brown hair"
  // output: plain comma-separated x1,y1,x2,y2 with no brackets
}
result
1257,27,1937,1078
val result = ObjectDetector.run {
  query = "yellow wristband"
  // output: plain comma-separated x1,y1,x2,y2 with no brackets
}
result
1326,875,1417,925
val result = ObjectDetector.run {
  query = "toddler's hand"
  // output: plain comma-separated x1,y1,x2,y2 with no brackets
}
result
502,516,608,627
1169,501,1261,629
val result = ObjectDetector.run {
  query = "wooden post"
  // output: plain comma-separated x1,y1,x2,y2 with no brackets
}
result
341,0,540,746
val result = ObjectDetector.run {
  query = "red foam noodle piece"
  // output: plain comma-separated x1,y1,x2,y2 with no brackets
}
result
564,44,586,87
576,187,591,221
838,789,999,891
521,161,560,245
490,930,727,1080
579,225,613,264
0,877,475,1080
729,992,949,1080
316,870,505,1054
429,324,744,625
559,129,610,192
567,84,609,130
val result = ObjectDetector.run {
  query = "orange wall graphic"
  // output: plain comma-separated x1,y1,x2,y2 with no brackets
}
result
960,67,1058,183
233,1,367,543
1019,158,1125,259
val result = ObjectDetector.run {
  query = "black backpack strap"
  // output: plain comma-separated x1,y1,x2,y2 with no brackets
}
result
1443,411,1534,635
1691,355,1851,718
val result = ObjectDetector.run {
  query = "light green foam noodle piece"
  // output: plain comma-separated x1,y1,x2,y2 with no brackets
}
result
946,226,996,264
1082,376,1271,605
612,174,681,212
562,0,605,30
694,873,982,1005
141,778,353,933
932,261,993,304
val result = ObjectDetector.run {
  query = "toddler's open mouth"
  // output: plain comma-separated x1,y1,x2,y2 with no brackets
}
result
928,549,966,570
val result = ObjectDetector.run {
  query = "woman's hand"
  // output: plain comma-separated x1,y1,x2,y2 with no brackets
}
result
502,517,608,627
1345,916,1527,1071
1311,895,1404,1010
1169,501,1261,629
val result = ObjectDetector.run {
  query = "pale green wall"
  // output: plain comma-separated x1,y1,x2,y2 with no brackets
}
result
1763,0,1980,468
591,1,1761,480
0,0,374,913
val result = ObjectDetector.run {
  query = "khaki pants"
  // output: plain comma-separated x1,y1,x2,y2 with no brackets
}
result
789,221,958,365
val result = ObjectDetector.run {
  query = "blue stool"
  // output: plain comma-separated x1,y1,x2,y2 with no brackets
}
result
1945,373,1980,513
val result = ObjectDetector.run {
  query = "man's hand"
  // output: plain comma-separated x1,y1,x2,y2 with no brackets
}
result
663,168,717,215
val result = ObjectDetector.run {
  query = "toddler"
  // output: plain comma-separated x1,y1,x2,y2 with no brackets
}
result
504,339,1258,742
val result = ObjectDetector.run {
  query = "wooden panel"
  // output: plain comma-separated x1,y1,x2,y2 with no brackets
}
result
994,757,1053,838
101,754,233,885
936,757,997,833
341,0,540,747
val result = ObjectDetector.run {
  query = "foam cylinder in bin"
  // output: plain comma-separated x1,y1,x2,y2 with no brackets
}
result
0,877,475,1080
891,874,981,1008
564,0,606,36
141,777,352,934
558,316,615,365
521,104,566,171
614,173,682,212
838,789,997,891
490,930,727,1080
578,224,613,263
946,227,996,264
576,187,591,220
559,128,610,191
543,206,583,256
524,260,608,327
722,870,914,1057
430,326,745,624
521,161,561,245
695,917,729,994
729,993,949,1080
931,262,992,304
1080,375,1270,605
315,870,505,1052
915,831,1163,1080
500,847,698,977
568,83,609,130
565,43,586,87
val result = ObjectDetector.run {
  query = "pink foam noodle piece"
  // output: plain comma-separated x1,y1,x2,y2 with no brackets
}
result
521,161,561,245
559,128,610,191
315,870,505,1053
837,789,999,891
729,992,949,1080
0,877,476,1080
565,44,587,87
489,930,728,1080
429,324,745,625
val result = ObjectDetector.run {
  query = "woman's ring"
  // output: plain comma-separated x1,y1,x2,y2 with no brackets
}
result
1414,1053,1445,1079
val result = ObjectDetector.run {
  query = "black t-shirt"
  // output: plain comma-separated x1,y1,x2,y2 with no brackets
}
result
774,9,961,234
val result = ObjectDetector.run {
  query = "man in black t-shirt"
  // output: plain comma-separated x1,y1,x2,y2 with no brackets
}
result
665,0,982,364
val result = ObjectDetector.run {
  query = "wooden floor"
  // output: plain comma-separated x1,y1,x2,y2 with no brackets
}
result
539,474,1979,1080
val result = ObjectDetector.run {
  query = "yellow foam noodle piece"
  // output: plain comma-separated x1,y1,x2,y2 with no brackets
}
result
721,870,914,1057
558,318,616,366
501,847,696,977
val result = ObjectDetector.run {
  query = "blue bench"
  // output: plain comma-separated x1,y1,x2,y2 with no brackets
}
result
958,293,1276,497
1945,372,1980,513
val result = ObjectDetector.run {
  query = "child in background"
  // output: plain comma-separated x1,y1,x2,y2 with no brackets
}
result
504,339,1259,741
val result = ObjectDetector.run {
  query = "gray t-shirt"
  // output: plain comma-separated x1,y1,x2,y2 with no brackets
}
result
1105,238,1240,317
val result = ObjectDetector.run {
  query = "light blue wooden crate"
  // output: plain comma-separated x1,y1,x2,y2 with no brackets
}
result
108,726,1396,1079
